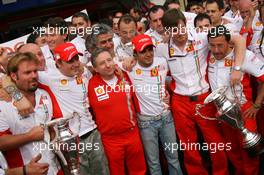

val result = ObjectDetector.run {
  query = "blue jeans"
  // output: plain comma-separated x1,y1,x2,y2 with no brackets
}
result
137,111,183,175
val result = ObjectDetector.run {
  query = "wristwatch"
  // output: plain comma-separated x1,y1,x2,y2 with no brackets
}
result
12,90,23,101
233,66,241,71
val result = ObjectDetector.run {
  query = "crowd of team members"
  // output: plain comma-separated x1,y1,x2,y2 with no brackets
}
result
0,0,263,174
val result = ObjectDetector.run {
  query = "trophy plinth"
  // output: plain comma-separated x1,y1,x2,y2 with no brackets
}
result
196,87,264,156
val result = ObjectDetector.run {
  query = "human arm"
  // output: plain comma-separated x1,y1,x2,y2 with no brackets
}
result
0,126,44,151
229,34,247,85
5,154,49,175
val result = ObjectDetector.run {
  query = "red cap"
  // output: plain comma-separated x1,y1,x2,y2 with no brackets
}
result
54,42,82,62
132,34,154,52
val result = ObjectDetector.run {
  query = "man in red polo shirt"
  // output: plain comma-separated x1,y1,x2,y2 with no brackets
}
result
88,48,146,175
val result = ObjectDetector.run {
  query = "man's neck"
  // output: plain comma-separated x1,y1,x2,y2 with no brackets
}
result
173,39,188,52
213,19,222,26
222,47,233,59
22,90,36,107
101,74,115,81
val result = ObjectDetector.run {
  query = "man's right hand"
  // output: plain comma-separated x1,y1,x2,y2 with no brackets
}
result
27,126,44,141
27,154,49,175
13,96,34,116
122,57,136,72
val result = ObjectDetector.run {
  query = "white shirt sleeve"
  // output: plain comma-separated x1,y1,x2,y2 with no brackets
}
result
243,50,264,78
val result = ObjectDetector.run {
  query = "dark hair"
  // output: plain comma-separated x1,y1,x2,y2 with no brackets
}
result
208,25,231,42
194,13,212,27
164,0,180,10
162,9,186,28
27,31,41,44
118,14,137,29
206,0,224,10
131,6,142,15
147,5,165,19
259,3,264,19
91,48,111,67
186,1,202,12
72,12,90,22
44,17,68,35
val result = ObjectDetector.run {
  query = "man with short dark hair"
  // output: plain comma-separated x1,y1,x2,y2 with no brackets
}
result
156,9,246,175
71,12,92,64
207,25,263,175
194,13,212,32
145,5,166,46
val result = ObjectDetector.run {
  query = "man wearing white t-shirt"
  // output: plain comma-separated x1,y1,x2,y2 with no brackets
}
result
129,34,183,175
0,53,62,175
207,25,264,175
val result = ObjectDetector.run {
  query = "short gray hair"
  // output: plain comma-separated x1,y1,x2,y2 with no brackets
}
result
85,23,113,51
91,48,111,67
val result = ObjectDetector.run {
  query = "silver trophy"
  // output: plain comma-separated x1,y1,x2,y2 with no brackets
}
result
195,87,264,156
44,112,81,175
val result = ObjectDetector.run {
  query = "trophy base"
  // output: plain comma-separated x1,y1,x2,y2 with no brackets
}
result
243,135,264,157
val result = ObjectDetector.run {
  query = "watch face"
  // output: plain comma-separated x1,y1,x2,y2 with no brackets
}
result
13,91,23,101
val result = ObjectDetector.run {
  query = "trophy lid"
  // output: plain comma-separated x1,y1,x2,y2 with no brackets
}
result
204,86,227,104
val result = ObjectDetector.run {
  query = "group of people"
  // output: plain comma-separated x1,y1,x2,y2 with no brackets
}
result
0,0,263,175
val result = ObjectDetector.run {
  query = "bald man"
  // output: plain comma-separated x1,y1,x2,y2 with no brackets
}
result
18,44,47,71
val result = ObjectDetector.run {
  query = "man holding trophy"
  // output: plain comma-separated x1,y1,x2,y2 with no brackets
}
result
206,25,264,175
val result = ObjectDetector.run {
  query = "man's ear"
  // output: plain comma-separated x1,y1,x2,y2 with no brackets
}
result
62,34,68,41
10,72,17,82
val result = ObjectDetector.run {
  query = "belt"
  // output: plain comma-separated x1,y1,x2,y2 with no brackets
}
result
137,110,170,121
173,92,210,102
80,128,96,140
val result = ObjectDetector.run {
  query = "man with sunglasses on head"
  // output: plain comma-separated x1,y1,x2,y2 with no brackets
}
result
128,34,183,175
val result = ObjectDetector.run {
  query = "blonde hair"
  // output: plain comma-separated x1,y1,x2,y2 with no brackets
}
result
7,52,39,75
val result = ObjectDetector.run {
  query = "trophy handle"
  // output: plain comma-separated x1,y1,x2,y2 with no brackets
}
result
195,104,218,121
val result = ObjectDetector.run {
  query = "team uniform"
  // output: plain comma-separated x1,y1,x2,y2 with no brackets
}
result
71,35,91,64
155,32,228,175
38,67,109,175
208,49,264,175
127,54,183,175
114,39,133,61
0,89,62,175
223,10,243,30
88,72,146,175
145,28,163,46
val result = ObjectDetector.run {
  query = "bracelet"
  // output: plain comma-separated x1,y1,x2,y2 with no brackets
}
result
253,103,261,109
23,165,27,175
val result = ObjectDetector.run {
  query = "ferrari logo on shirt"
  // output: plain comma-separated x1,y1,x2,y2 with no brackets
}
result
151,67,159,77
75,77,83,85
136,69,142,75
60,79,68,86
156,41,161,45
224,59,233,67
186,43,194,52
169,48,174,55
